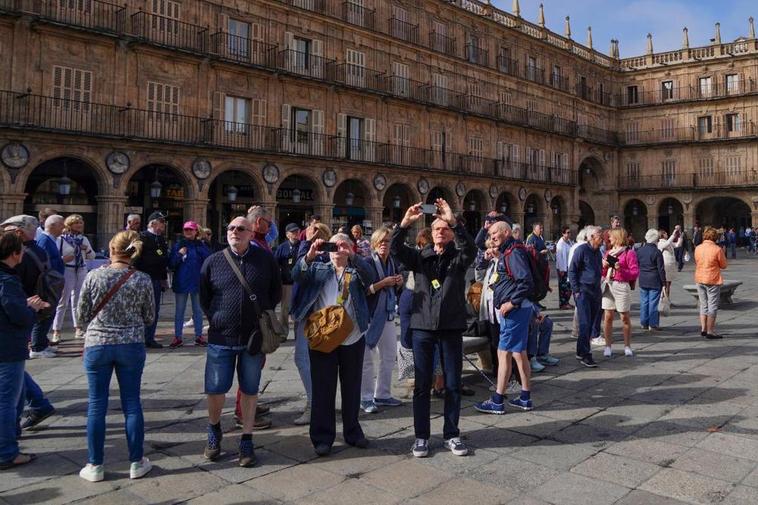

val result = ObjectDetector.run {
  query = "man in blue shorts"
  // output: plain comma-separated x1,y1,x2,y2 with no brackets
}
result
474,221,534,414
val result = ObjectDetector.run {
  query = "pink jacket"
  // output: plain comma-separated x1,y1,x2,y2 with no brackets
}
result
603,247,640,283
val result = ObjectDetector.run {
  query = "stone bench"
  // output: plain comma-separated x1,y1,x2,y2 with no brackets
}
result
683,280,743,305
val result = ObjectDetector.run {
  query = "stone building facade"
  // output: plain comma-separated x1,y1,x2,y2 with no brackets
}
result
0,0,755,248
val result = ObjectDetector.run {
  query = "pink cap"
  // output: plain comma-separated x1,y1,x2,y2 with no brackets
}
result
183,221,198,230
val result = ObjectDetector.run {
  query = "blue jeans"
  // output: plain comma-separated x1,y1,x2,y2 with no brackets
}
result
84,343,146,465
576,287,602,358
0,361,25,464
204,345,264,395
294,320,312,403
174,291,203,339
639,288,662,329
144,279,162,344
412,330,462,440
528,315,554,357
22,371,54,417
31,315,54,352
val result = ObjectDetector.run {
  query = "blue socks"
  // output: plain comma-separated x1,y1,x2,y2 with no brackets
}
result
491,393,505,404
520,390,531,401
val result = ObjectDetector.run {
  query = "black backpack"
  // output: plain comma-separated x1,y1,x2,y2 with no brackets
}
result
503,243,548,303
23,247,65,318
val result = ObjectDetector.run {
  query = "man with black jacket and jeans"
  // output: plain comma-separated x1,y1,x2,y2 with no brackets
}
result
569,225,603,368
273,223,300,332
199,216,281,467
390,199,476,458
133,212,169,349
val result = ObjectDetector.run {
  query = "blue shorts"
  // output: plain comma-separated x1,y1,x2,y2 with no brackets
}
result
498,304,533,352
204,344,264,396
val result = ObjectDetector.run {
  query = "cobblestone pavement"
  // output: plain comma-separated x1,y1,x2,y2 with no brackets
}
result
3,257,758,505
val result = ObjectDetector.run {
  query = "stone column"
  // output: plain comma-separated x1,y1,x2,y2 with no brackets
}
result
752,211,758,229
511,211,525,229
647,211,659,230
95,195,128,250
184,198,210,225
0,193,25,219
683,206,696,231
314,204,335,229
366,206,384,233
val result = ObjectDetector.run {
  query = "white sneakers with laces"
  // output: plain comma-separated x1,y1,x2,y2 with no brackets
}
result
130,457,152,479
79,464,104,482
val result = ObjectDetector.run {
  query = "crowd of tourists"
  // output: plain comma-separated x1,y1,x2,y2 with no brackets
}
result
0,202,733,480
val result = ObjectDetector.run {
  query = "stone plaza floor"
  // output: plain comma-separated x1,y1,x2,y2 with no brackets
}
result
3,255,758,505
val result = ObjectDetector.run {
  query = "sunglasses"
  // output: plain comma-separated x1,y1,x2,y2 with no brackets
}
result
227,225,248,232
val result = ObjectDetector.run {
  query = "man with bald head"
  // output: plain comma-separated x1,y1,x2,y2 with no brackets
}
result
199,216,281,468
391,199,476,458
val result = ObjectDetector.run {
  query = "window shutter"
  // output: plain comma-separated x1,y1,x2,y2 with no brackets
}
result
281,103,291,152
212,91,225,120
219,13,229,33
336,113,347,158
312,109,324,155
285,32,295,70
511,144,519,164
251,22,264,41
364,118,376,162
311,39,323,78
53,66,63,99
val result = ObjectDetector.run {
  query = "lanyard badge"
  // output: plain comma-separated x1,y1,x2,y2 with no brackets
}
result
431,279,441,291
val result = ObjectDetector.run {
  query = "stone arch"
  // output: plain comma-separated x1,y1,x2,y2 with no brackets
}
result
199,163,264,201
578,200,595,229
17,151,110,196
382,181,416,224
657,197,684,232
623,198,648,242
577,155,605,195
121,160,196,200
332,177,373,231
204,167,265,240
462,188,487,236
426,185,455,205
523,192,545,231
275,169,326,206
549,195,568,240
695,196,752,231
495,191,516,218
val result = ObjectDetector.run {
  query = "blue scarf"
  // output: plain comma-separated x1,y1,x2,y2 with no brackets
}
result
364,252,396,349
62,233,85,268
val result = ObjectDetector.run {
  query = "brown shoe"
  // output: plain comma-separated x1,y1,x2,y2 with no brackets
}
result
253,417,272,431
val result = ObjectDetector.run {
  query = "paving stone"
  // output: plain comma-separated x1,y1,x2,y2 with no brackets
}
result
720,485,758,505
0,453,80,493
511,439,599,471
613,490,691,505
358,459,454,500
242,464,345,501
570,452,662,488
604,437,690,466
695,432,758,462
468,457,561,495
528,472,630,505
185,484,281,504
300,478,401,505
412,477,517,505
640,468,735,504
670,447,757,483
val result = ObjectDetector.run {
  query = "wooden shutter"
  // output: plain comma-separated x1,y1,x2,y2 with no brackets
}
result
285,32,295,70
212,91,225,120
311,39,323,78
281,103,291,151
364,118,376,162
336,113,347,158
312,109,324,156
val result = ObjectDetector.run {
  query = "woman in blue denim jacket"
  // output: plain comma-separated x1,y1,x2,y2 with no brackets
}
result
291,232,375,456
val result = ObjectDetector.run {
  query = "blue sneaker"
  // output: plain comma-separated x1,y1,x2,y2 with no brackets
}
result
474,399,505,415
360,400,379,413
508,397,534,411
238,438,256,467
204,424,223,460
537,354,560,366
374,397,402,407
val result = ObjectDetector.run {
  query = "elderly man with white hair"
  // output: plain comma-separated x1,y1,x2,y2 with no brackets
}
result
125,214,141,232
35,215,65,347
636,229,667,331
568,225,604,368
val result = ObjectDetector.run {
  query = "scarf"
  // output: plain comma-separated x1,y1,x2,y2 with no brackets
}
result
62,233,85,268
251,233,271,253
364,252,397,349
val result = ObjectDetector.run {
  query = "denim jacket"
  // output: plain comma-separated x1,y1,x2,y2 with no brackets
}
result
290,254,376,332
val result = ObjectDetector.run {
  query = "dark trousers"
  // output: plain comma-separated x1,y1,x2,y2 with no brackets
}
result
412,330,462,440
144,279,162,344
485,320,499,377
308,337,365,448
674,247,685,271
576,287,601,358
30,315,54,352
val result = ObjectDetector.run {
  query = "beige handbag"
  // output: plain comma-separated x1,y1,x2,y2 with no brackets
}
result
305,273,354,353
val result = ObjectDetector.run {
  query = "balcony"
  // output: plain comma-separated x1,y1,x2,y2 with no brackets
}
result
0,0,19,12
130,11,207,53
0,89,578,185
278,0,328,15
273,49,334,80
331,63,385,90
496,161,576,184
389,17,418,44
549,73,570,92
465,44,489,66
378,75,427,102
341,1,374,30
460,94,495,116
577,125,618,145
618,80,758,107
430,31,456,57
621,124,757,145
525,65,545,85
210,32,276,66
618,171,756,190
38,0,126,34
496,56,519,77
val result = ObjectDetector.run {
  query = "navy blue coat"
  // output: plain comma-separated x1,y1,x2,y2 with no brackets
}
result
273,239,300,285
635,243,666,290
0,263,37,362
491,238,534,309
169,239,210,293
568,242,602,293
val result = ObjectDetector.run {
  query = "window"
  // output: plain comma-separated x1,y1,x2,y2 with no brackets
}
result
661,80,674,101
726,156,741,176
527,56,538,81
345,49,366,87
347,116,364,159
431,72,448,106
292,37,311,71
662,160,677,186
391,5,414,41
146,81,179,119
626,161,640,180
52,65,92,112
578,76,588,100
431,20,448,52
498,46,512,74
626,85,639,105
224,96,249,133
468,136,484,172
466,33,481,64
725,74,739,95
391,61,409,96
698,157,714,178
697,115,713,135
625,122,640,143
661,118,674,139
699,76,712,97
58,0,92,14
227,18,250,58
551,65,562,88
392,122,410,164
498,89,512,106
345,0,367,28
726,113,742,133
430,129,445,168
150,0,180,34
292,107,312,150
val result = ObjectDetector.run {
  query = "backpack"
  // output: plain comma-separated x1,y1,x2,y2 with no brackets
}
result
503,243,548,303
23,246,65,318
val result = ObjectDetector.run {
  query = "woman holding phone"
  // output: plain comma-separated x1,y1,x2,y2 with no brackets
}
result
601,228,639,358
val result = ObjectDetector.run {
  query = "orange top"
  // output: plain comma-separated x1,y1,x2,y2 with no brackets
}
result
694,240,727,285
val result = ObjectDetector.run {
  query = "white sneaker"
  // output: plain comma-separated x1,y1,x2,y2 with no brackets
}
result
506,379,521,394
183,319,193,328
79,463,104,482
293,404,311,426
129,457,152,479
29,349,56,359
50,333,60,344
591,337,605,347
624,346,634,357
412,438,429,458
530,356,545,373
443,437,469,456
603,346,612,358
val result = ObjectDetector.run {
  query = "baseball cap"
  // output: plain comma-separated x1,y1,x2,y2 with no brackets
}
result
285,223,300,233
1,214,39,233
183,221,198,231
147,211,166,223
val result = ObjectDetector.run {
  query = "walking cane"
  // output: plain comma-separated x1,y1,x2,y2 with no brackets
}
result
462,352,497,390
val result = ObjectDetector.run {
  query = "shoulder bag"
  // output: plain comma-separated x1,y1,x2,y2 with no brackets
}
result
90,268,136,320
223,249,287,354
305,271,354,354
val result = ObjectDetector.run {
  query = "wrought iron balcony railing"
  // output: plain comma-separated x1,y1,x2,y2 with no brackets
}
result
618,170,756,190
130,11,208,53
39,0,125,34
210,32,277,66
389,17,418,44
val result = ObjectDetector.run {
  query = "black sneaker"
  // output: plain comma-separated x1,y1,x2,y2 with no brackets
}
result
701,331,707,337
145,341,164,349
238,438,256,467
580,356,598,368
706,333,723,340
575,354,584,361
20,408,56,431
204,424,223,461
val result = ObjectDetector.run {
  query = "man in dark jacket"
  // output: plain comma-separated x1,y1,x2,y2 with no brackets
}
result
636,230,667,331
199,216,281,468
568,225,604,368
475,221,535,415
273,223,300,332
390,199,476,459
134,211,169,348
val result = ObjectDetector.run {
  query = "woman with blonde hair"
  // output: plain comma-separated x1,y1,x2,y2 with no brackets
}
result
694,226,727,339
601,227,639,357
52,214,96,340
361,227,404,413
76,230,155,482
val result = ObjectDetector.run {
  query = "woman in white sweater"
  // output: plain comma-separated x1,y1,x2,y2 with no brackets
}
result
657,226,681,296
53,214,96,341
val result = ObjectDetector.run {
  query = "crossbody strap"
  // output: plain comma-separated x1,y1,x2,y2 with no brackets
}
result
223,248,263,318
91,269,136,320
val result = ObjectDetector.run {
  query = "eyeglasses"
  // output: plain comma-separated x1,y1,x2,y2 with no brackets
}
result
183,228,196,232
227,225,248,232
